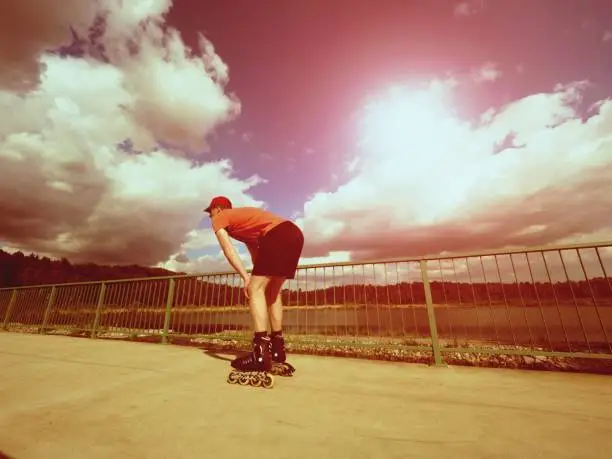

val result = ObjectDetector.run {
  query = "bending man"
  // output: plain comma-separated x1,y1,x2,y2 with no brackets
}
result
204,196,304,373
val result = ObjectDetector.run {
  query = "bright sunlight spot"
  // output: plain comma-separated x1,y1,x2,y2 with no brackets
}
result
358,84,464,163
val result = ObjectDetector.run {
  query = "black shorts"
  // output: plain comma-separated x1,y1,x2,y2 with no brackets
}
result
252,221,304,279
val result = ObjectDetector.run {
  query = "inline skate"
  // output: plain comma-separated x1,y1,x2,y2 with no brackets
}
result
227,335,275,388
270,333,296,377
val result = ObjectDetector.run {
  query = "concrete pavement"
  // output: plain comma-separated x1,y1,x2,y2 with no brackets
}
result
1,332,611,459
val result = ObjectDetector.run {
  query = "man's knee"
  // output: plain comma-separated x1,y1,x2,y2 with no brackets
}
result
247,276,269,297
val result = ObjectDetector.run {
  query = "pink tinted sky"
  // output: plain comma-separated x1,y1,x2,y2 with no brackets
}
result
1,0,612,274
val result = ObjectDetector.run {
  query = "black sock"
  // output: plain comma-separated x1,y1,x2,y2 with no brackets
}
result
254,331,268,340
270,330,283,338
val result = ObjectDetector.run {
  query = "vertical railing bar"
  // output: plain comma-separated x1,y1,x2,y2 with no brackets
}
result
313,267,318,337
77,286,87,331
558,249,591,352
479,256,500,347
40,286,57,334
332,266,339,336
123,281,134,335
128,282,139,335
352,266,357,337
594,247,612,294
294,272,300,335
322,267,327,336
494,255,517,347
140,280,152,333
304,268,309,336
72,285,84,331
384,263,393,338
49,286,62,330
194,276,204,336
526,252,554,351
111,283,122,335
420,259,444,366
509,254,535,349
162,278,176,344
59,286,72,331
362,264,369,337
395,263,407,337
91,283,107,339
408,263,419,337
540,250,571,351
576,248,611,353
113,282,125,335
229,273,236,334
465,257,483,342
372,264,381,337
203,275,211,337
451,259,467,339
210,275,219,334
438,260,454,341
223,274,230,333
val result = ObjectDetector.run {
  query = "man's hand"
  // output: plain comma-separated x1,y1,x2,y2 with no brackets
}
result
242,274,251,300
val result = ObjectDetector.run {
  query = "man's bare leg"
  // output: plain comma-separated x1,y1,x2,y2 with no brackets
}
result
229,275,273,374
264,277,295,375
265,276,286,332
246,275,272,332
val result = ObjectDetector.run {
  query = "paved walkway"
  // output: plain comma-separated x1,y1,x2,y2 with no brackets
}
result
1,332,611,459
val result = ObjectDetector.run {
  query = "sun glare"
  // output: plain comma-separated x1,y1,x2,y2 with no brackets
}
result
358,84,461,162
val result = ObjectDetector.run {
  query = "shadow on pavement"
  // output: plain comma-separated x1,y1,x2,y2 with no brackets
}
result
199,349,237,362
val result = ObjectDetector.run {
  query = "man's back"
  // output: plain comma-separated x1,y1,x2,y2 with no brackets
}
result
211,207,286,246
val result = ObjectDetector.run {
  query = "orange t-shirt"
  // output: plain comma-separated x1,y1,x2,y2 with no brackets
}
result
211,207,286,247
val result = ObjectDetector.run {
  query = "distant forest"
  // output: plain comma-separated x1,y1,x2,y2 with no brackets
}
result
0,250,179,288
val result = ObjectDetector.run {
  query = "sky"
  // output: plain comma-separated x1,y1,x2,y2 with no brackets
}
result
1,0,612,276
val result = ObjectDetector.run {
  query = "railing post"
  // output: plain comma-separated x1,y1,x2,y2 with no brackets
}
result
90,283,107,339
40,286,57,334
2,289,17,330
162,278,176,344
420,260,445,367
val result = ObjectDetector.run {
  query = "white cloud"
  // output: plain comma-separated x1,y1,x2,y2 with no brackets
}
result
180,229,220,251
159,249,253,275
0,0,261,267
295,80,612,261
472,61,502,83
453,1,482,18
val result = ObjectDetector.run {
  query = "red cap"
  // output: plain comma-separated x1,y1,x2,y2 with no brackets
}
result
204,196,232,213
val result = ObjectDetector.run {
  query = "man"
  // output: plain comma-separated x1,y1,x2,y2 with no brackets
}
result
204,196,304,374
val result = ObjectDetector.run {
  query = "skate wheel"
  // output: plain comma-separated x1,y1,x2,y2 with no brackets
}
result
251,375,262,387
262,374,274,389
238,374,250,385
227,372,239,384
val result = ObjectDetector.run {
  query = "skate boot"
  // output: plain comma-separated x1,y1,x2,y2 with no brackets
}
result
269,332,296,377
227,335,275,388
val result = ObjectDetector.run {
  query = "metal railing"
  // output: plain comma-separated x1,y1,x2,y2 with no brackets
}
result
1,240,611,368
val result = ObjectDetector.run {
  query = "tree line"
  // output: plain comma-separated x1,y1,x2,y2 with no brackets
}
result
0,250,177,288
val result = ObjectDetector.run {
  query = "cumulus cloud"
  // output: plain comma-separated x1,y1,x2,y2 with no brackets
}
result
472,62,502,83
295,80,612,262
453,1,483,18
0,0,260,267
159,249,253,275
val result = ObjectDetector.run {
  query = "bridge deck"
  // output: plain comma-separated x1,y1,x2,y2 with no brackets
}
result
0,332,611,459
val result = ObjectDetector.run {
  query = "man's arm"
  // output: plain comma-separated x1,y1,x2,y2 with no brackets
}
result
215,228,249,280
